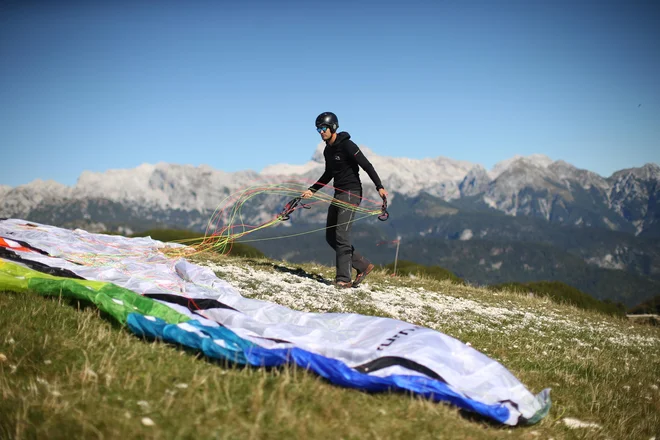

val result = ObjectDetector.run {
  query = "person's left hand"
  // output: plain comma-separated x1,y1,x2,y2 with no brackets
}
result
378,188,388,199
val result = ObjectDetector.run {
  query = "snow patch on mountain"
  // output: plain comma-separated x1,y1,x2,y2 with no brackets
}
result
603,217,619,231
459,229,473,241
585,254,626,270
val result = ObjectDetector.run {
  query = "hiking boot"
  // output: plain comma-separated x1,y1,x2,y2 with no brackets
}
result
352,263,374,288
334,280,353,289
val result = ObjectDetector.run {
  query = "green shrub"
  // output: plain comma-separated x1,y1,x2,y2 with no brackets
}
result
227,242,266,258
488,281,626,317
629,294,660,315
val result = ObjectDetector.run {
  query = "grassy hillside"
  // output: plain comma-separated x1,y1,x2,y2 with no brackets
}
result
1,253,659,439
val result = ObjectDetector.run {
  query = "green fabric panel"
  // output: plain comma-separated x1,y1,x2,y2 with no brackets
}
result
28,277,132,324
0,265,29,291
0,259,189,325
96,283,190,324
0,260,106,290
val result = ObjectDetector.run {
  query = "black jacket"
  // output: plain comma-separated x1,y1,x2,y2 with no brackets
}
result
309,132,384,193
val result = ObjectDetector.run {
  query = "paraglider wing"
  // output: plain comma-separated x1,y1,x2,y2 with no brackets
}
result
0,218,550,426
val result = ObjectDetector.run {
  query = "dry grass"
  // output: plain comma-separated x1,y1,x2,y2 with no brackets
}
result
1,252,659,439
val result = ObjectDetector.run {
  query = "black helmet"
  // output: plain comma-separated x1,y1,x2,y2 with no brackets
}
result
315,112,338,133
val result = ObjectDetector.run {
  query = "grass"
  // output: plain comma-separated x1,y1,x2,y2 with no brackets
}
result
1,252,659,439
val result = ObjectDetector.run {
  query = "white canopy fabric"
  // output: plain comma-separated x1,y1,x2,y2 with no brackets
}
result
0,219,549,425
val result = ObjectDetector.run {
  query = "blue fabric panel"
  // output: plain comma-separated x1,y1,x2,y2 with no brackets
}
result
127,313,511,424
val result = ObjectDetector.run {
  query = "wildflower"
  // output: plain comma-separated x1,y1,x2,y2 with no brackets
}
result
141,417,155,426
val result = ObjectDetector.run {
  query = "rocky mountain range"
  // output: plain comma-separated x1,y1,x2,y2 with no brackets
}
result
3,144,658,236
2,144,659,306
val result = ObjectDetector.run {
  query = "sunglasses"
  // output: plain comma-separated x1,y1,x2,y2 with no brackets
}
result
316,126,330,133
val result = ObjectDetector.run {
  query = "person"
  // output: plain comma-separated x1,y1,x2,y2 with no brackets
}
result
301,112,388,288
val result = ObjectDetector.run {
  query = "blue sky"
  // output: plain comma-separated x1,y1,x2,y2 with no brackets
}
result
1,0,658,187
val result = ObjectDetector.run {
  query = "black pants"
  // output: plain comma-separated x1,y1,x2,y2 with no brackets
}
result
326,190,371,282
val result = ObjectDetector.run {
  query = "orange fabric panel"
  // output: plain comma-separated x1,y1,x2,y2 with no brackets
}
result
0,237,33,253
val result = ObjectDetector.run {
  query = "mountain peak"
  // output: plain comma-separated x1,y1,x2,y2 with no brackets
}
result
260,142,327,176
610,163,660,181
490,154,554,179
20,179,70,192
640,163,660,179
0,185,12,199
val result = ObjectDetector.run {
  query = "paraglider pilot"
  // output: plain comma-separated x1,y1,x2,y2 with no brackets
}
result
301,112,388,288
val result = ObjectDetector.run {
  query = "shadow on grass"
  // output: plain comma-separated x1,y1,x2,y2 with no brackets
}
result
249,259,333,285
52,296,126,331
457,408,517,429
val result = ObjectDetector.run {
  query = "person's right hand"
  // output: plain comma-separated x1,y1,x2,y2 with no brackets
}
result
301,189,313,199
378,187,388,200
